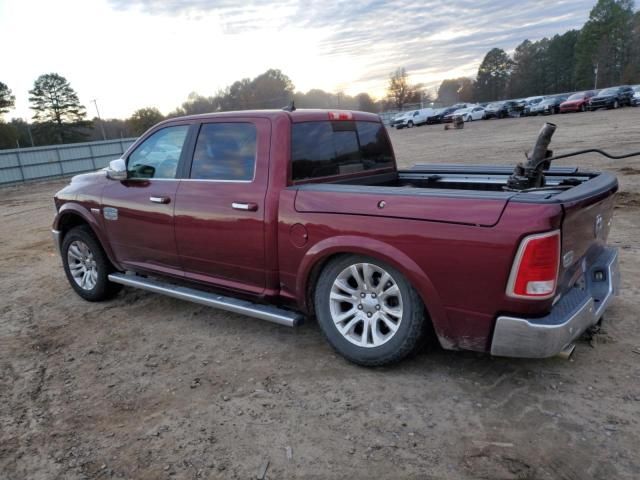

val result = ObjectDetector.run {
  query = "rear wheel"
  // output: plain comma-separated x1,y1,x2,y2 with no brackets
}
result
314,255,427,366
61,226,121,301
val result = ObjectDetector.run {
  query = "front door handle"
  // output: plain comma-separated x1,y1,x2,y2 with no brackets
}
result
150,196,171,204
232,202,258,212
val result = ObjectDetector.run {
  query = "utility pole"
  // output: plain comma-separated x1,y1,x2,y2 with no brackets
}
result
26,122,35,147
92,99,107,141
594,64,599,90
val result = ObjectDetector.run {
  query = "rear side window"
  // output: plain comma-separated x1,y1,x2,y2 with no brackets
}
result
191,123,257,181
291,121,393,181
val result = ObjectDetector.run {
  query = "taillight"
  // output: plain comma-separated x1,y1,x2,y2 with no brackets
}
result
328,111,353,121
506,230,560,299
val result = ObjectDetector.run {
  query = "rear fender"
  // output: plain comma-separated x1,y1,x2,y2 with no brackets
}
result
297,235,449,342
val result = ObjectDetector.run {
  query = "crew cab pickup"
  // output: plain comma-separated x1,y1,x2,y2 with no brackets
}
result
52,109,620,366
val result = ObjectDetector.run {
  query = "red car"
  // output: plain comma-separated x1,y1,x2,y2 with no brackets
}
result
560,91,596,113
52,109,619,366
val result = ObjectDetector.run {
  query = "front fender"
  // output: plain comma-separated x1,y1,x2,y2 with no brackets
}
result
54,203,122,270
296,235,449,339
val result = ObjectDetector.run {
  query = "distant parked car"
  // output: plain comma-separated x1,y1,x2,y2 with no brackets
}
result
631,85,640,106
588,86,634,110
522,96,546,116
427,106,459,124
559,91,596,113
396,108,437,128
484,100,522,119
444,106,485,122
529,95,568,115
389,112,409,128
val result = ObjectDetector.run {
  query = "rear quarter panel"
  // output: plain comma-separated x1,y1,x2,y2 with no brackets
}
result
279,189,563,351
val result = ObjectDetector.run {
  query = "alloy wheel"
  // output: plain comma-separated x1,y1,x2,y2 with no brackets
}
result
329,263,403,348
67,240,98,290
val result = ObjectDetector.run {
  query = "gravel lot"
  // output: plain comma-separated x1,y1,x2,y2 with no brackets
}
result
1,108,639,479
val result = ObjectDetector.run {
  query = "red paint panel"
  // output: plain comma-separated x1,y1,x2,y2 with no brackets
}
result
295,190,508,226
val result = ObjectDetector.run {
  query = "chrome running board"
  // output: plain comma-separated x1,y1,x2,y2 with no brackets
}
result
108,273,304,327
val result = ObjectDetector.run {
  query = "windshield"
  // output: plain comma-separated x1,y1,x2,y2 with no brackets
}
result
598,88,617,95
487,103,503,108
567,93,583,100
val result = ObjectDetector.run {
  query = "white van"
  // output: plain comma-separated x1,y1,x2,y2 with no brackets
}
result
397,108,436,129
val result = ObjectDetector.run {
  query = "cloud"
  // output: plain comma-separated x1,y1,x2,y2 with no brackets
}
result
107,0,592,94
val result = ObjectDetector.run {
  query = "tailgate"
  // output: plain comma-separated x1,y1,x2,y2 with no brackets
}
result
556,172,618,295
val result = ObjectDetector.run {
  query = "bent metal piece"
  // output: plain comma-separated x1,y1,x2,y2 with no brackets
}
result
506,122,557,190
108,273,304,327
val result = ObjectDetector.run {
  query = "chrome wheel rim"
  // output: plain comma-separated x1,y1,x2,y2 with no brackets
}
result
329,263,403,348
67,240,98,290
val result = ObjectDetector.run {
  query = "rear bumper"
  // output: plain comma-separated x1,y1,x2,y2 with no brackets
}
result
490,247,620,358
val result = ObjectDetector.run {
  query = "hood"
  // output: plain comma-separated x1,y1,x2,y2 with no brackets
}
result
70,170,107,184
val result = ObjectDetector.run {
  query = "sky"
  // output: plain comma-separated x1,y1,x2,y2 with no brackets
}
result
0,0,596,120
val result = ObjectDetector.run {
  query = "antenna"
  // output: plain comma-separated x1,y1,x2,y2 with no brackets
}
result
282,101,296,112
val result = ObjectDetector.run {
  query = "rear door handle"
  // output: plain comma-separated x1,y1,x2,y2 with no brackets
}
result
150,196,171,204
232,202,258,212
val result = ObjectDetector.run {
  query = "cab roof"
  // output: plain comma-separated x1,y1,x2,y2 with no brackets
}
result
167,109,381,124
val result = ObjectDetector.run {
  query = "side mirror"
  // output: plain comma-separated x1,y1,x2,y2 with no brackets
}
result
106,158,127,181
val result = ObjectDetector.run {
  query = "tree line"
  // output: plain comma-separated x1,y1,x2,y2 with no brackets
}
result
436,0,640,104
1,0,637,149
0,69,381,149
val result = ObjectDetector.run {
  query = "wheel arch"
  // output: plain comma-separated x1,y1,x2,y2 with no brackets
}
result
54,204,122,270
296,236,448,338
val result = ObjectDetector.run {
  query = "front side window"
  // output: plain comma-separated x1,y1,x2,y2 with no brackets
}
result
128,125,189,179
291,121,394,181
191,123,257,181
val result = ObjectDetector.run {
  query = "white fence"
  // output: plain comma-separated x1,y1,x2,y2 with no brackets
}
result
0,138,137,185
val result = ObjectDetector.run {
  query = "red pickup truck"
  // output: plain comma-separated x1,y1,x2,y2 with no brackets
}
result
52,109,619,366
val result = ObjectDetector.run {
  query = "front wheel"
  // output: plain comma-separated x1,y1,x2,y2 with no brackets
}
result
613,100,619,109
467,115,472,122
407,121,414,128
314,255,428,366
61,226,121,301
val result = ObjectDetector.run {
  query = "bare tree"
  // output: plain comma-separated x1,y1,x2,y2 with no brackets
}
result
386,68,420,110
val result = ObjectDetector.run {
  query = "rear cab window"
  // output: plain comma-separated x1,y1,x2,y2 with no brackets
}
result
291,121,394,182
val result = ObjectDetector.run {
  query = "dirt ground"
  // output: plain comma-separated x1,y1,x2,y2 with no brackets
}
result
1,108,639,480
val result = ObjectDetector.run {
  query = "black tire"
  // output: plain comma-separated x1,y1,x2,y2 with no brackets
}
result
580,104,586,112
407,121,414,128
314,255,427,366
61,225,122,302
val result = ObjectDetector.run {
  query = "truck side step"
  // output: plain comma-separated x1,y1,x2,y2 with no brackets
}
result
108,273,304,327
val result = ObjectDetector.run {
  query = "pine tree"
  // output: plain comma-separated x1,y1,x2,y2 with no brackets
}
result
474,49,513,102
29,73,91,143
574,0,635,89
0,81,15,116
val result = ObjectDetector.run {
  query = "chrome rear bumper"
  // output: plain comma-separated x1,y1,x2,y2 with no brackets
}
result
491,247,620,358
